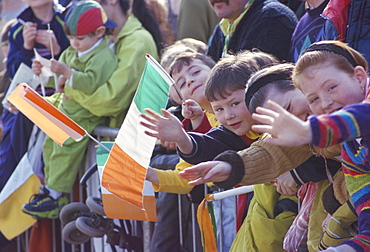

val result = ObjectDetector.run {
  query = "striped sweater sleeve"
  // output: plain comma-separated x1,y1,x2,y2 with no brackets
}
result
310,97,370,148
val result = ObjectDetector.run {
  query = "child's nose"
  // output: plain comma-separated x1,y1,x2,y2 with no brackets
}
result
71,40,78,47
225,110,235,119
321,96,333,112
187,79,195,87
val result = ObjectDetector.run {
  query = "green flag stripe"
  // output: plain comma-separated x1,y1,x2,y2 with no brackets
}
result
134,60,170,113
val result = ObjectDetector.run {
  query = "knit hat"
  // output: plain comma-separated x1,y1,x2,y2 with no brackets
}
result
65,0,117,36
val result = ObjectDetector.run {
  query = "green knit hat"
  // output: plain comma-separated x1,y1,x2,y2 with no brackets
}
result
65,0,117,36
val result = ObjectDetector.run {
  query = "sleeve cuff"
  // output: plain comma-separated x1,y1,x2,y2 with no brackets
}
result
290,169,304,186
213,150,245,189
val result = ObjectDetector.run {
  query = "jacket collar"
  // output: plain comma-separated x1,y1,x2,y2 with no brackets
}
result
115,15,143,41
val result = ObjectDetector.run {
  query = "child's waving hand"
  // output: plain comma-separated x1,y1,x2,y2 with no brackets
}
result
252,100,312,147
140,108,193,154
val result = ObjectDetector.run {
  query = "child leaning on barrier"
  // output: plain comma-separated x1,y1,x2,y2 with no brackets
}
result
178,63,342,251
144,50,279,192
250,41,370,252
142,52,304,251
22,0,118,219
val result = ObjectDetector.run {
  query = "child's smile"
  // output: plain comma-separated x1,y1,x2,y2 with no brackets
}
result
172,59,211,106
211,89,253,136
298,62,367,115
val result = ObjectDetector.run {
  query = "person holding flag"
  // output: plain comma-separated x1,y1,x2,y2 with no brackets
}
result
22,0,118,219
0,0,69,196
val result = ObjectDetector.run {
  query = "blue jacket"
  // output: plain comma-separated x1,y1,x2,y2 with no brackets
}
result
178,125,254,165
0,6,69,192
345,0,370,65
6,6,69,78
321,0,370,65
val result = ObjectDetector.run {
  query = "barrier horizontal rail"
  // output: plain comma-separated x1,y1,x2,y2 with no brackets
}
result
206,185,254,201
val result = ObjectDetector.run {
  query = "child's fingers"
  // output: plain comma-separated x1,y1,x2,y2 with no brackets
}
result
160,109,174,118
251,124,271,134
188,178,205,186
255,106,279,119
180,162,213,179
184,99,197,106
140,120,157,131
266,99,288,113
143,130,158,138
179,168,201,180
252,113,274,126
140,113,158,124
144,108,163,120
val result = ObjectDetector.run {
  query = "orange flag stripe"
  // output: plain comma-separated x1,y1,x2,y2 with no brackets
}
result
197,197,218,251
101,194,157,221
23,85,85,136
101,143,147,209
8,84,85,145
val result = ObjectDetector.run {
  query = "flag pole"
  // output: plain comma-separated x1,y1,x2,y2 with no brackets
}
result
47,23,59,91
145,54,185,102
85,132,111,152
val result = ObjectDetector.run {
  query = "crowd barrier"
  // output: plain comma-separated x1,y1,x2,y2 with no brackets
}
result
9,126,253,252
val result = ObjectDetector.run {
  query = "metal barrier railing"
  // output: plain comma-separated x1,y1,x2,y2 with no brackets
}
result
11,126,251,252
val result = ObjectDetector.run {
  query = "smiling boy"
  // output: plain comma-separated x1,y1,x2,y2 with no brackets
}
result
142,52,266,165
142,51,274,251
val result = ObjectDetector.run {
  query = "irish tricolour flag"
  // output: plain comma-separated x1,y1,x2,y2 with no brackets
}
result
101,54,172,221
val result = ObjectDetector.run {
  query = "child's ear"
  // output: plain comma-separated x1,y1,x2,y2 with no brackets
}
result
354,66,368,91
96,26,106,38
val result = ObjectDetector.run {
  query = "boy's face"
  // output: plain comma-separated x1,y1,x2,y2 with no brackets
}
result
69,34,100,53
298,62,366,115
211,89,253,136
172,59,211,104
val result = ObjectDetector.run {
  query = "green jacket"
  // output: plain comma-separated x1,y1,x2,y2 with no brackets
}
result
64,15,159,128
60,40,117,122
230,183,297,251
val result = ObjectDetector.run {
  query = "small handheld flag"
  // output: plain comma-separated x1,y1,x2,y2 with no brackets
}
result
8,83,85,146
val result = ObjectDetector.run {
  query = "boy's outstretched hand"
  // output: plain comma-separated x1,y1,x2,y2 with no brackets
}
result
179,161,232,186
251,100,312,147
140,108,193,154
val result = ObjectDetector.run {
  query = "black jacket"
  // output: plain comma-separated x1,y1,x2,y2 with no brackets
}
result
206,0,298,62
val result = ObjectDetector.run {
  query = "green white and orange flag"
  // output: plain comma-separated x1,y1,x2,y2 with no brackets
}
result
101,54,172,221
8,83,86,146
